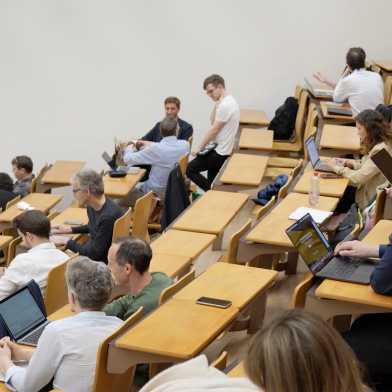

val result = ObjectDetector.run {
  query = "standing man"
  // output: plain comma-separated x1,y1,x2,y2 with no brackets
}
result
186,74,239,191
313,47,384,115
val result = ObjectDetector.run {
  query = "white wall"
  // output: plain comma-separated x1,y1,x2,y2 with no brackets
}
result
1,0,392,173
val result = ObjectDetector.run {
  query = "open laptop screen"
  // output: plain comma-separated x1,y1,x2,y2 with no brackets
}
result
286,214,331,273
305,137,320,168
0,287,46,340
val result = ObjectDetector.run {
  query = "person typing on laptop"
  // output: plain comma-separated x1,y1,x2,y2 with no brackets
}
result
0,256,121,392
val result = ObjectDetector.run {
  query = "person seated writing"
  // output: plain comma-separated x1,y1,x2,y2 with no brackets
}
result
0,256,122,392
326,110,392,213
104,237,172,319
11,155,34,197
314,47,384,116
51,169,123,263
0,210,69,300
120,116,189,205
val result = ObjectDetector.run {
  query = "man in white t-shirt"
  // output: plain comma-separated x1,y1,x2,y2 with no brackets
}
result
186,74,240,191
313,47,384,115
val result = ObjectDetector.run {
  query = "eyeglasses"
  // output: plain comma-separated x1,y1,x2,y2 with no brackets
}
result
72,188,81,193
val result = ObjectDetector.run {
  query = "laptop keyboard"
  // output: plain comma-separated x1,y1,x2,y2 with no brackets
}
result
20,322,49,345
317,161,333,172
321,259,358,277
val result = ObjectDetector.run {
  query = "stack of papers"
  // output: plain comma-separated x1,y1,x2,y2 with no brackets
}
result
16,201,35,211
289,207,333,224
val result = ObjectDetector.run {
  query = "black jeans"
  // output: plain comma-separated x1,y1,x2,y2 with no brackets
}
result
186,150,229,191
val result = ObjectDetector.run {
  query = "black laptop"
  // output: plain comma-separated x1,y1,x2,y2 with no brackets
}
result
371,148,392,184
327,104,353,116
286,213,375,284
0,286,51,346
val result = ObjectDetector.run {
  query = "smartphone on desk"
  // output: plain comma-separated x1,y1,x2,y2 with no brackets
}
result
196,296,232,309
63,220,84,226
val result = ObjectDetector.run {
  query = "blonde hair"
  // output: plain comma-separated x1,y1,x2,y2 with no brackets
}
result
245,310,366,392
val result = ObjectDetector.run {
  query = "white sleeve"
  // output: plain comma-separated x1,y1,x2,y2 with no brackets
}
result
333,77,350,103
5,324,63,392
215,102,232,123
0,258,27,300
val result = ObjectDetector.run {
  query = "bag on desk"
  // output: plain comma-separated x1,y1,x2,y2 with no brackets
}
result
268,97,299,140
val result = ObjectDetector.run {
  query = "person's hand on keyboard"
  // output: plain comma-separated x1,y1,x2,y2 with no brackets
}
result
335,240,380,259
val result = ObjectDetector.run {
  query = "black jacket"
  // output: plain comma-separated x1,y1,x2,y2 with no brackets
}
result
162,165,190,229
142,118,193,142
0,190,16,211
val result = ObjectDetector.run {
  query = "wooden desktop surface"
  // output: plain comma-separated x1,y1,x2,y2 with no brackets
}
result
172,191,249,235
374,60,392,72
294,167,349,197
238,129,274,151
115,298,238,360
240,109,269,126
149,253,192,279
320,102,354,121
362,220,392,246
220,154,269,186
41,160,86,185
48,304,74,321
320,124,360,151
228,362,245,377
50,207,88,227
151,230,216,260
0,235,13,251
0,194,63,223
103,171,146,198
246,192,339,247
174,263,278,309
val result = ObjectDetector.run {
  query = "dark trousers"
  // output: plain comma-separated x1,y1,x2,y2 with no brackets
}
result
186,150,229,191
343,313,392,392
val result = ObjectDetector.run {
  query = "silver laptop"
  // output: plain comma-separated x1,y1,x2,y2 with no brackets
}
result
304,77,333,98
286,213,375,284
305,136,335,173
0,286,51,347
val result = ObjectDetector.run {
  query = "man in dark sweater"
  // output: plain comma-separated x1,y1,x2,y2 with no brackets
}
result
51,170,123,263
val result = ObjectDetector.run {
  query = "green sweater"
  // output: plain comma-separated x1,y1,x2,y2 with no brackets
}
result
104,272,173,320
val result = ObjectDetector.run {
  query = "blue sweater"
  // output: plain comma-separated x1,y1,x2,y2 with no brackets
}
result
370,240,392,295
142,118,193,142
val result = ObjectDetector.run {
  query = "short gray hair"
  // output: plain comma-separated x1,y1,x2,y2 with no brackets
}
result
160,116,177,137
66,256,114,310
74,169,104,196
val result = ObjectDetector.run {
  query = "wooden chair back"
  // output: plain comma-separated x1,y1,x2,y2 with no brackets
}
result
254,196,276,221
112,207,132,243
31,163,51,193
92,307,144,392
5,236,22,266
291,272,314,308
374,188,387,225
291,159,303,178
188,136,194,148
224,219,252,264
211,351,228,371
293,88,310,143
131,191,154,242
303,103,318,141
5,195,21,210
278,175,294,200
159,270,195,305
44,257,73,315
47,210,60,221
384,76,392,105
178,154,189,177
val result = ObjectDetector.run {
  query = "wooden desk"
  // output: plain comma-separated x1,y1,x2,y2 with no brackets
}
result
39,160,85,191
320,124,360,156
238,129,274,151
149,253,193,279
320,102,354,124
362,220,392,246
219,154,269,186
174,262,277,309
228,361,245,377
103,171,146,199
50,207,89,243
0,235,13,252
151,230,216,260
0,194,63,232
374,60,392,72
48,304,74,321
108,298,238,372
245,192,338,247
293,166,349,197
172,191,249,244
240,110,269,127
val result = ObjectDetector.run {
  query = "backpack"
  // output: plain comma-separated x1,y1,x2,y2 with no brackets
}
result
268,97,299,140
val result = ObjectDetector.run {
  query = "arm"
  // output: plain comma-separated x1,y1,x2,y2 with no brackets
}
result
179,122,194,141
333,76,350,103
5,326,62,392
313,72,336,88
0,259,26,300
67,216,114,261
103,295,130,320
141,123,160,142
123,144,161,167
197,121,225,152
370,243,392,295
71,224,90,234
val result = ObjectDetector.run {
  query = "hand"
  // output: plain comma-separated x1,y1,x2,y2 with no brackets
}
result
0,341,13,374
313,72,328,84
135,140,152,150
50,235,71,245
325,158,339,173
0,337,28,362
386,187,392,199
51,224,72,234
334,158,346,167
335,240,379,258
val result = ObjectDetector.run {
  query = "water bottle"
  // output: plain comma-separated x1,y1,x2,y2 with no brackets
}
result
309,172,320,206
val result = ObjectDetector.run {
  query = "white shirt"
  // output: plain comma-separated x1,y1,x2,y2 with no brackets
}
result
5,311,122,392
123,136,190,199
214,94,240,156
333,69,384,115
0,242,69,301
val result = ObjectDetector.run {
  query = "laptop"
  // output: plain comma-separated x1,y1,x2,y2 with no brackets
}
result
286,213,375,284
305,136,335,173
0,286,51,347
326,104,353,116
371,148,392,184
102,151,117,171
304,78,333,98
